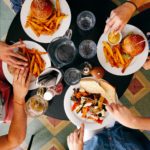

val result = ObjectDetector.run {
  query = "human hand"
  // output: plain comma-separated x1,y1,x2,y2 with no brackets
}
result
143,56,150,70
67,124,84,150
104,2,136,33
0,42,28,69
13,68,32,103
106,103,138,129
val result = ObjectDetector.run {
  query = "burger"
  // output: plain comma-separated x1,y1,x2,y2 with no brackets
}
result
31,0,53,20
122,34,145,57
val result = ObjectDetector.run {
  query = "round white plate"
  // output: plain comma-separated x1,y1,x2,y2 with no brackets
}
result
20,0,71,43
97,24,149,76
64,78,117,130
2,41,51,90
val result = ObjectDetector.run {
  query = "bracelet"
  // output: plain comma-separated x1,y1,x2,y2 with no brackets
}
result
13,100,25,105
124,1,138,11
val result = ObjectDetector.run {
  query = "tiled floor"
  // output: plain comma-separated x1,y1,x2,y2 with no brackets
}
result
0,0,150,150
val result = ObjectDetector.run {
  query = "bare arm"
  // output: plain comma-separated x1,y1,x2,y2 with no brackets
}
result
133,117,150,131
106,103,150,131
0,68,31,150
129,0,145,8
0,100,27,149
104,0,145,33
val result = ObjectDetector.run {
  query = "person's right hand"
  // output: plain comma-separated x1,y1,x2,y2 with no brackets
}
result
13,68,32,103
0,42,28,69
67,124,84,150
143,56,150,70
104,2,136,34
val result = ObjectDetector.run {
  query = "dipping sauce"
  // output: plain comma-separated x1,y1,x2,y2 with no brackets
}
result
108,31,121,45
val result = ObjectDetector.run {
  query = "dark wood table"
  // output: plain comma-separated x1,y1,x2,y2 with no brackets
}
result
6,0,150,120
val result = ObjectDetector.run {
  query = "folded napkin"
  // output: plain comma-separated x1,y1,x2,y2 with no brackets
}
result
0,61,13,122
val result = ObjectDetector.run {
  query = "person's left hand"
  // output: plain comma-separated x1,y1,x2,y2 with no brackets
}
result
67,124,84,150
106,103,138,129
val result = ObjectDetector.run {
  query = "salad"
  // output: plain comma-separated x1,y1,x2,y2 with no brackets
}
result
71,88,108,124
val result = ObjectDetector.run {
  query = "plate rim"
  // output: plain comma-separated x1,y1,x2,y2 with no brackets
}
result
20,0,72,43
2,40,51,90
97,24,149,76
64,77,117,130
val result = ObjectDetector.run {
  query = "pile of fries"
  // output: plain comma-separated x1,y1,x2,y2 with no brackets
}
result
19,44,47,77
103,41,133,73
25,0,67,37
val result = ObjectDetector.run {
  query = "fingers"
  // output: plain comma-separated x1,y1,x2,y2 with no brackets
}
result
13,69,20,82
111,24,125,34
79,123,84,140
69,133,74,143
26,72,32,87
21,68,29,85
107,103,124,113
73,130,79,142
7,61,24,70
106,104,113,113
8,56,28,67
18,68,25,81
143,59,150,70
9,51,28,62
104,17,115,33
8,43,26,50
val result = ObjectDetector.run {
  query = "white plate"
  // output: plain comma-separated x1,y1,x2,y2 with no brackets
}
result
64,78,117,130
20,0,71,43
2,41,51,90
97,24,149,76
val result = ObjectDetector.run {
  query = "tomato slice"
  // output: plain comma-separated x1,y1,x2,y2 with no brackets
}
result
72,102,79,111
97,119,103,124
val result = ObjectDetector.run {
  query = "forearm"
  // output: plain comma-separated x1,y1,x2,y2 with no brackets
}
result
132,116,150,131
129,0,145,8
0,98,27,150
8,98,27,143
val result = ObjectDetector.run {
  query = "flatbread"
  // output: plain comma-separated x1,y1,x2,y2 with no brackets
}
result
80,78,116,103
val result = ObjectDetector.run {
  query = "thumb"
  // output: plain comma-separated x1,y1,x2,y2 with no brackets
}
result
8,43,25,50
106,104,113,114
79,123,84,140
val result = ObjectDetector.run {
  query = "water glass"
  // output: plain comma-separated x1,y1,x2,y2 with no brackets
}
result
79,40,97,59
77,11,96,31
64,68,81,85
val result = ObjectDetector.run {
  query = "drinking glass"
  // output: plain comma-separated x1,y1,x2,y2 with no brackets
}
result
26,88,48,117
64,68,81,85
77,11,96,31
79,40,97,59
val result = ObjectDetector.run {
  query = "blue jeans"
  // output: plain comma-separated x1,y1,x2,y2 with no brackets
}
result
10,0,25,13
84,123,150,150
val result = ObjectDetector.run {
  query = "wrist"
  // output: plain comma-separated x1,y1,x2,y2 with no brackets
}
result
124,2,136,13
13,95,25,104
131,116,139,129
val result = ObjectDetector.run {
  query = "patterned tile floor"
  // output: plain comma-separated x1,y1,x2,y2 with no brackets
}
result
0,0,150,150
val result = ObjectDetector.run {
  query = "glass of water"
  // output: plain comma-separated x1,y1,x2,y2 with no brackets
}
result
79,40,97,59
64,68,81,85
77,11,96,31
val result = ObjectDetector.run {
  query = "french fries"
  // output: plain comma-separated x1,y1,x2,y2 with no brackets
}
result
103,41,133,73
102,41,113,57
25,0,67,37
18,41,47,77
